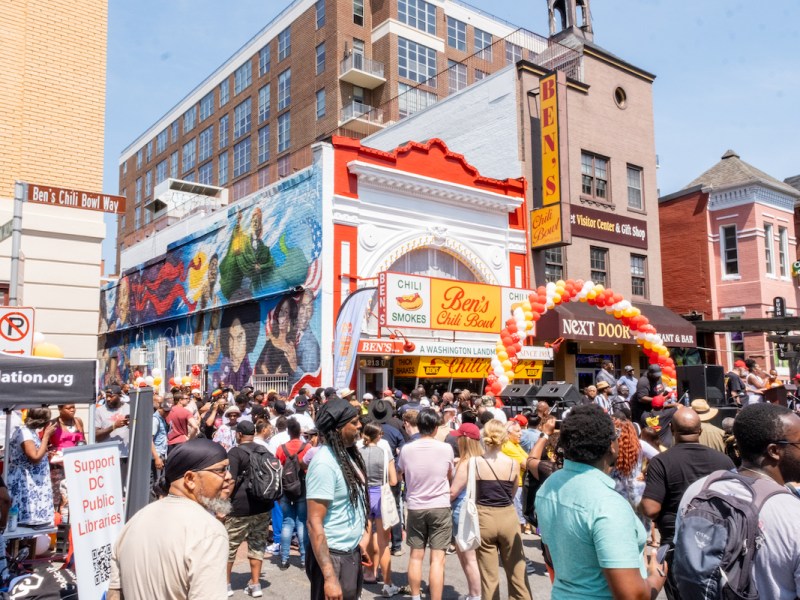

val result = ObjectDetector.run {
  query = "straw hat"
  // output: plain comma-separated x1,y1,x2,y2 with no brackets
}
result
691,399,718,422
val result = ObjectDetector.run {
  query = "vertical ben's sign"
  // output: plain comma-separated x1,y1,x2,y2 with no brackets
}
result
540,73,560,206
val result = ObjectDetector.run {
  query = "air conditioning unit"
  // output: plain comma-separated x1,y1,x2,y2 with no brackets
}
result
130,346,149,366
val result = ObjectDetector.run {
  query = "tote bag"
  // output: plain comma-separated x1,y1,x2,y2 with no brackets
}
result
380,448,400,528
455,457,481,551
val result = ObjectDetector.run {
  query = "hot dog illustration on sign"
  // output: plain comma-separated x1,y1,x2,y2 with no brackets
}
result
396,293,424,311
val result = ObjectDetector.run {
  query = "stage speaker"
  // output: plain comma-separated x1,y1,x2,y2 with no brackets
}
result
707,405,739,430
535,383,581,407
764,386,788,406
677,365,725,406
500,384,540,418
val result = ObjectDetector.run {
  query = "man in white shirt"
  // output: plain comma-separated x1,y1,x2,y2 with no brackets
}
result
617,365,638,396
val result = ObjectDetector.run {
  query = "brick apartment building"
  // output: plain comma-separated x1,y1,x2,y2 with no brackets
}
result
116,0,578,253
659,150,800,373
0,0,107,358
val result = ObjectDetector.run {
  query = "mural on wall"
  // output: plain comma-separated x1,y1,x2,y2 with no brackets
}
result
98,168,323,396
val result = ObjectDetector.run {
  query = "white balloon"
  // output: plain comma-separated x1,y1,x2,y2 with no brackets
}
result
33,331,45,345
498,375,510,385
494,367,505,377
546,282,556,293
513,307,525,320
145,375,154,386
151,367,162,378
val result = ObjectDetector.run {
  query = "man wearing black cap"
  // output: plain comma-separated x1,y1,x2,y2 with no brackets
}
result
633,364,665,424
225,420,274,597
108,439,231,600
306,397,369,600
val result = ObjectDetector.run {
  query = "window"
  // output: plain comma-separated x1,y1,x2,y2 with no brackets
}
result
729,327,744,365
182,139,196,173
136,149,142,169
156,160,167,184
278,155,291,178
353,0,364,25
399,0,435,34
278,27,291,60
258,85,270,123
258,45,271,76
627,165,643,210
258,167,270,189
581,152,608,200
232,179,251,201
447,61,467,94
447,17,467,51
219,79,230,106
352,85,364,104
170,151,178,178
398,82,437,118
233,138,251,178
156,129,168,154
135,206,141,229
135,178,142,204
146,141,152,163
474,29,492,60
234,61,252,95
233,99,252,139
198,162,213,185
144,171,152,196
590,247,608,287
631,254,647,297
277,112,291,153
316,43,325,76
544,247,563,282
182,172,195,183
720,225,739,276
218,151,229,185
398,38,437,85
316,0,326,28
316,89,326,119
145,205,151,224
199,126,214,162
505,41,522,65
475,69,488,80
170,121,179,142
183,106,196,133
764,223,775,275
779,227,789,277
278,69,291,110
219,114,229,148
199,91,214,121
258,125,270,164
122,161,127,176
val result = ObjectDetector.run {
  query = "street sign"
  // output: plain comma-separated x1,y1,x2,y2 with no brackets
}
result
26,183,126,215
0,307,35,354
773,296,787,318
0,219,12,244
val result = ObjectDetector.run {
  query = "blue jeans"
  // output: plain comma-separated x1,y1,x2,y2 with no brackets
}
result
280,496,307,563
271,502,283,545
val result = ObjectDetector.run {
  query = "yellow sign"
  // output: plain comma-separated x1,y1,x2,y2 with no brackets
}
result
530,205,562,249
540,73,560,207
396,357,543,379
429,279,502,334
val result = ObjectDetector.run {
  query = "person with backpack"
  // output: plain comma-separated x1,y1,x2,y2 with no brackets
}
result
641,408,735,600
225,420,281,597
274,417,311,570
674,403,800,600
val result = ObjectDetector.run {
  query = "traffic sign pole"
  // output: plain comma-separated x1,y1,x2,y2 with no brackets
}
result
10,182,25,306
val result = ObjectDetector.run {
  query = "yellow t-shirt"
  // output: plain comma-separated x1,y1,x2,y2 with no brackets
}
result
502,440,529,486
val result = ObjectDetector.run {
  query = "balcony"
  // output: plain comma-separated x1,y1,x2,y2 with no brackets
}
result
339,54,386,89
339,101,385,135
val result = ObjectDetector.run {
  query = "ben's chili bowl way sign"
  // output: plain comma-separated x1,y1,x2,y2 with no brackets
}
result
378,272,535,335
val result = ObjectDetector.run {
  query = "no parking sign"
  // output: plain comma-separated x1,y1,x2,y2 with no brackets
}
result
0,306,34,355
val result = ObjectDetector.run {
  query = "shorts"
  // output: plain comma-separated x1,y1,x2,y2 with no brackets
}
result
225,512,271,561
368,486,382,520
406,507,452,550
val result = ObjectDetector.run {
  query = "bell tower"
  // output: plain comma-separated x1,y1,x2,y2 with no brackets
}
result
547,0,593,43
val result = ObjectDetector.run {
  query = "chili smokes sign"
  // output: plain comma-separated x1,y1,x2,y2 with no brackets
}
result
569,205,648,250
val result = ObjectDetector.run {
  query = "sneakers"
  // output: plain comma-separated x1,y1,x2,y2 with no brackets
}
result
267,542,281,554
227,584,234,597
245,583,263,598
279,560,290,571
382,584,400,597
390,547,404,556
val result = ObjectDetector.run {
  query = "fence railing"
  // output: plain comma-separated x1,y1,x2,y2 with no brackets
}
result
340,54,385,79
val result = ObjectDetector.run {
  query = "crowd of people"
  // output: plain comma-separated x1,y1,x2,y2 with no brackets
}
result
3,358,800,600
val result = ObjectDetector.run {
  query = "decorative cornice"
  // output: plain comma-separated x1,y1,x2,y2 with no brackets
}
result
708,184,797,214
347,160,524,214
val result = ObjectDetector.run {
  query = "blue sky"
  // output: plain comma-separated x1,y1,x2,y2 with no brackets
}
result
102,0,800,272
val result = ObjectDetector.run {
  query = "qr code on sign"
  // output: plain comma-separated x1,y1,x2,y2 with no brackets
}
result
91,543,112,585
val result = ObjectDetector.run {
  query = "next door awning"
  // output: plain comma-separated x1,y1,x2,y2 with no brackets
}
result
535,302,697,348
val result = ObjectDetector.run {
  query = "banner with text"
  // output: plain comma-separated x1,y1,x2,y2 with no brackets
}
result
63,443,125,600
378,272,535,335
569,205,648,250
394,356,543,379
333,288,375,388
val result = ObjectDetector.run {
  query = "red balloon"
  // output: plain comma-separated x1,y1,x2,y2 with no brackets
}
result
613,293,623,303
531,312,540,321
511,333,522,342
485,385,493,395
510,357,519,367
537,286,546,295
514,342,522,353
490,382,502,394
191,364,201,376
134,370,141,379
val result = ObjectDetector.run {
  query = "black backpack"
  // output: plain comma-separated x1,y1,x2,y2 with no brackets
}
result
237,444,282,501
281,443,309,502
673,470,791,600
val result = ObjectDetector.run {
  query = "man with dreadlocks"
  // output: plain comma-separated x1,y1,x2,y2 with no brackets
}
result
306,395,369,600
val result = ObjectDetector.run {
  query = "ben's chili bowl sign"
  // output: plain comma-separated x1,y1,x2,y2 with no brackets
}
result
378,272,534,335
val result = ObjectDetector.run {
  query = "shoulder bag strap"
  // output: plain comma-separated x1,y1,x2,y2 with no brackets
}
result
382,446,390,485
466,457,477,503
482,456,515,504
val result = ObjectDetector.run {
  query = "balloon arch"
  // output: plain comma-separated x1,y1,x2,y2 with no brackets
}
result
487,279,676,396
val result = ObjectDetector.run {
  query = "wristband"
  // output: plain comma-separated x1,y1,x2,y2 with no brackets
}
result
541,433,550,441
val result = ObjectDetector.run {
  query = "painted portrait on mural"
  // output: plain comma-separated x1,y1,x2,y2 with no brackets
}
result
219,207,273,300
213,303,261,390
295,289,320,378
257,296,298,379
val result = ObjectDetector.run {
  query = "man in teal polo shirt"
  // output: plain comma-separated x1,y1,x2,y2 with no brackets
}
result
536,405,667,599
306,396,369,600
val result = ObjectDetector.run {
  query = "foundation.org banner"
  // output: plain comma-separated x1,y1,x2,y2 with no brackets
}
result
0,352,96,406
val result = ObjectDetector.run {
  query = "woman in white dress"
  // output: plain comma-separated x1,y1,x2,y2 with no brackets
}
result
7,408,56,526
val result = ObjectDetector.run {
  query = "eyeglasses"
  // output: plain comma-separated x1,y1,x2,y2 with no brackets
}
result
775,440,800,449
194,465,230,477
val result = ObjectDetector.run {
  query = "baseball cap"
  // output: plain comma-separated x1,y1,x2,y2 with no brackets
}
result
513,414,528,427
236,420,256,435
452,423,481,441
734,360,747,368
624,365,634,372
651,395,665,409
106,384,122,396
362,393,374,401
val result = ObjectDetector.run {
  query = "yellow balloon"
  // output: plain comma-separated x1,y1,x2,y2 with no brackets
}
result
153,376,163,386
643,341,652,350
525,321,534,331
594,284,605,293
614,310,622,318
524,311,534,321
33,342,64,358
501,359,512,370
587,290,597,300
556,280,566,288
522,301,532,312
497,351,509,361
552,294,562,304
